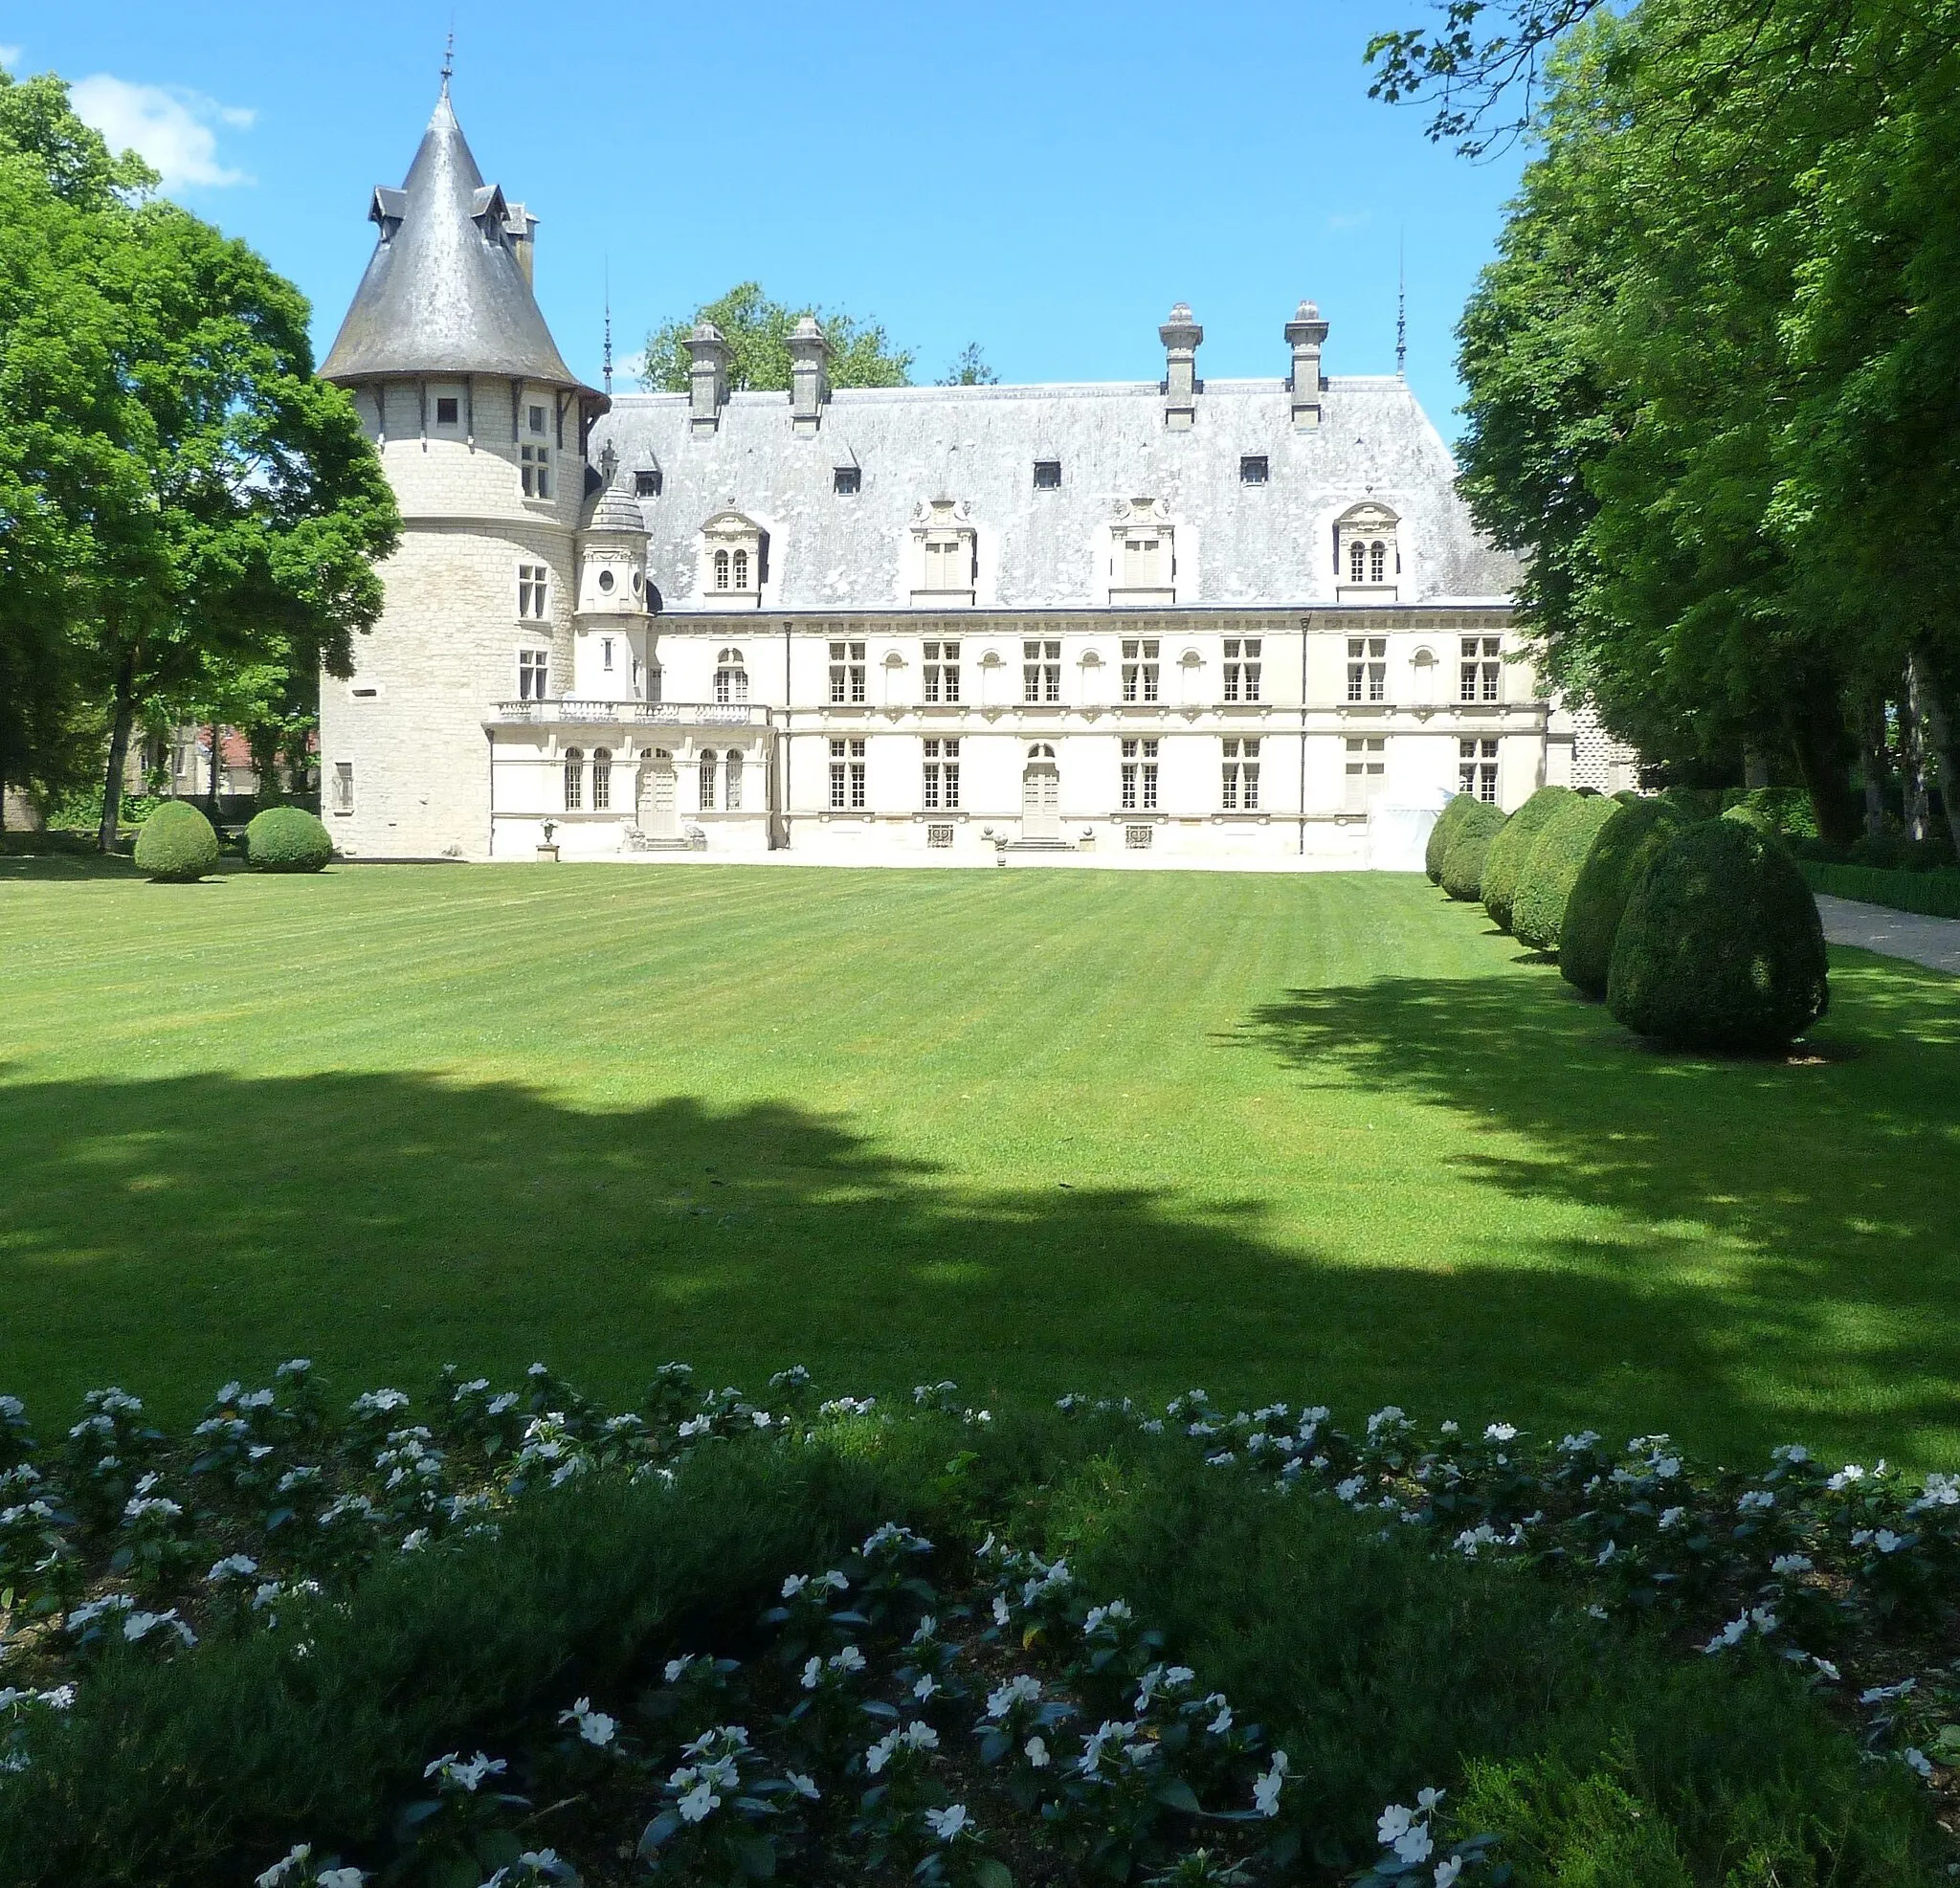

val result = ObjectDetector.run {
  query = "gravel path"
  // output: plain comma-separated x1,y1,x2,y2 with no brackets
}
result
1815,893,1960,975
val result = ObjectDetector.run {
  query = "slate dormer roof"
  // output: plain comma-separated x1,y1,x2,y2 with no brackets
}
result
321,87,597,397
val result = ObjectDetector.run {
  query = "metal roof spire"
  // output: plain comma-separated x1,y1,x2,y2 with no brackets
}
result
603,257,612,396
1396,231,1408,380
440,22,454,94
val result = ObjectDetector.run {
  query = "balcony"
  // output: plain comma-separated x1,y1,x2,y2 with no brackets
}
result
488,700,770,728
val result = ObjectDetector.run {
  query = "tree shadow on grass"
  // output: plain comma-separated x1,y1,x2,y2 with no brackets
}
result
2,1046,1958,1467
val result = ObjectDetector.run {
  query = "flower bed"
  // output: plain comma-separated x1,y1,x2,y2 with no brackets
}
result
0,1366,1953,1885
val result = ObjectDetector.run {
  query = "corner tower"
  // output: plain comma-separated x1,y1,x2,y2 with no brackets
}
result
318,80,605,858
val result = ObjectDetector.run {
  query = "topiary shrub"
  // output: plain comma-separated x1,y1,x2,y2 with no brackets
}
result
1425,794,1482,885
1440,802,1508,902
1608,817,1829,1053
244,806,334,873
1658,786,1724,822
1560,798,1685,998
1481,785,1576,933
133,801,220,883
1513,792,1620,954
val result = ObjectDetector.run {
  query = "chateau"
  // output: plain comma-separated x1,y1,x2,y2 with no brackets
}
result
319,84,1625,867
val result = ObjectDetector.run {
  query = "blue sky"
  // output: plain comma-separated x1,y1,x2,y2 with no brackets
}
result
9,1,1527,439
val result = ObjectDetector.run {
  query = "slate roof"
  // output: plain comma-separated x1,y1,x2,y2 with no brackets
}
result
321,88,595,395
589,370,1516,613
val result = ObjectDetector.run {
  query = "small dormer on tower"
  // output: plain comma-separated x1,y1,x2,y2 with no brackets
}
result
689,323,731,437
789,316,829,435
1159,304,1203,431
579,475,651,617
1285,300,1328,430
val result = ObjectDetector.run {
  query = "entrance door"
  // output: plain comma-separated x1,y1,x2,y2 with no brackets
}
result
639,750,679,837
1021,748,1060,839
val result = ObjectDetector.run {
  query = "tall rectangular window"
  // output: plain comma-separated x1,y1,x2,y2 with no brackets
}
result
922,539,971,590
923,737,961,810
830,737,866,810
1222,737,1261,810
517,565,548,619
923,640,961,703
1344,737,1387,811
517,649,549,700
591,746,612,811
520,442,551,499
1347,637,1388,703
1223,637,1262,702
1023,639,1061,704
1460,636,1503,703
1120,737,1159,811
601,636,613,673
331,761,354,813
829,640,867,705
1121,639,1160,703
1459,736,1499,803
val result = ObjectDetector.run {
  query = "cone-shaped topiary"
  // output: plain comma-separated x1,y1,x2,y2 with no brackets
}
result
1440,802,1508,901
134,801,220,883
1607,816,1828,1053
1425,794,1482,885
1513,792,1619,954
244,806,334,873
1481,785,1575,933
1561,797,1684,998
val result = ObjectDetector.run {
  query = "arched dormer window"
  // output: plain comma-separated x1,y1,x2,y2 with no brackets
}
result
1335,501,1402,601
714,648,748,703
713,549,730,591
732,548,749,590
564,746,585,811
725,749,743,810
700,511,766,605
699,750,718,811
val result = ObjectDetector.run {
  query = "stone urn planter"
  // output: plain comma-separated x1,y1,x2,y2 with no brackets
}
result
537,818,560,862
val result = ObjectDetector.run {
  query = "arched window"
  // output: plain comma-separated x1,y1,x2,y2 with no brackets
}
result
714,648,748,703
713,549,730,591
1370,540,1387,584
591,746,612,811
732,548,749,590
1349,540,1367,584
563,746,585,811
724,748,743,811
699,750,717,811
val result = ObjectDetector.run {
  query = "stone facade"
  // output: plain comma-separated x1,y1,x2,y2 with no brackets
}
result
322,88,1573,868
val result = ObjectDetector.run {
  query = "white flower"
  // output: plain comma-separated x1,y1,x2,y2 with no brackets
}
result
988,1674,1043,1719
1395,1824,1436,1866
1378,1804,1414,1846
1335,1476,1368,1503
991,1593,1011,1627
559,1698,617,1747
208,1554,259,1584
1904,1746,1934,1778
1736,1489,1775,1512
1254,1750,1289,1816
924,1803,971,1841
1484,1422,1518,1442
1417,1786,1444,1812
425,1750,504,1791
1434,1859,1463,1888
830,1644,866,1676
1874,1528,1904,1554
1658,1506,1686,1530
255,1845,311,1888
677,1779,720,1823
318,1872,365,1888
799,1655,822,1691
1206,1696,1234,1737
788,1770,821,1799
1024,1735,1050,1768
1771,1553,1813,1576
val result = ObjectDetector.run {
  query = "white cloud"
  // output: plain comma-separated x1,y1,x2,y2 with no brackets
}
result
0,46,24,68
69,74,256,189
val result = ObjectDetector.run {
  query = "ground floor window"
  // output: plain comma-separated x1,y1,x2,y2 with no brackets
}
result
725,748,744,811
1344,737,1386,811
1222,737,1260,811
592,746,612,811
564,746,585,811
331,761,354,813
700,750,718,811
1459,737,1498,803
830,737,866,811
923,737,960,810
1121,737,1159,811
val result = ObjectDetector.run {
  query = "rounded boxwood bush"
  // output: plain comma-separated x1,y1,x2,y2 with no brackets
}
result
133,800,220,883
244,806,334,873
1440,802,1508,901
1607,817,1829,1053
1560,798,1684,998
1481,785,1575,933
1513,792,1619,954
1425,794,1481,885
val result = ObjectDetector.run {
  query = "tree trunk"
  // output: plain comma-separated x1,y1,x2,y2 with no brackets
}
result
207,722,221,816
1901,671,1930,840
1860,700,1888,839
1909,655,1960,864
1783,696,1862,853
98,649,138,854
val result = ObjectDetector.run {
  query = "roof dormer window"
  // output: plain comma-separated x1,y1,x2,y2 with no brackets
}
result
835,466,862,496
435,396,458,426
910,499,977,607
1334,501,1402,601
1034,460,1062,489
700,511,766,606
528,405,547,435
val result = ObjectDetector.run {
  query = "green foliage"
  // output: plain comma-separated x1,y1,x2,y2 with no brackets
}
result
1441,802,1508,900
642,281,913,393
1798,858,1960,921
243,806,332,874
1658,787,1723,822
1560,797,1684,998
1481,784,1574,932
938,343,999,386
132,802,218,883
1425,792,1482,884
1609,816,1830,1052
1513,791,1618,952
1721,787,1817,839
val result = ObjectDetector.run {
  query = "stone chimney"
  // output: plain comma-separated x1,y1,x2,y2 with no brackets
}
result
788,315,829,435
1159,303,1202,431
1284,300,1328,430
504,203,538,286
688,322,731,437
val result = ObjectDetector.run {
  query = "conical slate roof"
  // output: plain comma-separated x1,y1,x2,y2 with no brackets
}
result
321,88,595,393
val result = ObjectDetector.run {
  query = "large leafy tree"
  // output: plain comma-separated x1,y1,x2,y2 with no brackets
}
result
0,67,399,845
642,282,914,393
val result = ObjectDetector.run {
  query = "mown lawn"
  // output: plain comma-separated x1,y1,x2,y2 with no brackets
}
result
2,855,1957,1468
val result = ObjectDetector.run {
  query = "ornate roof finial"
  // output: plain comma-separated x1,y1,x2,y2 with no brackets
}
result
603,256,612,397
440,21,455,94
1396,230,1408,380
